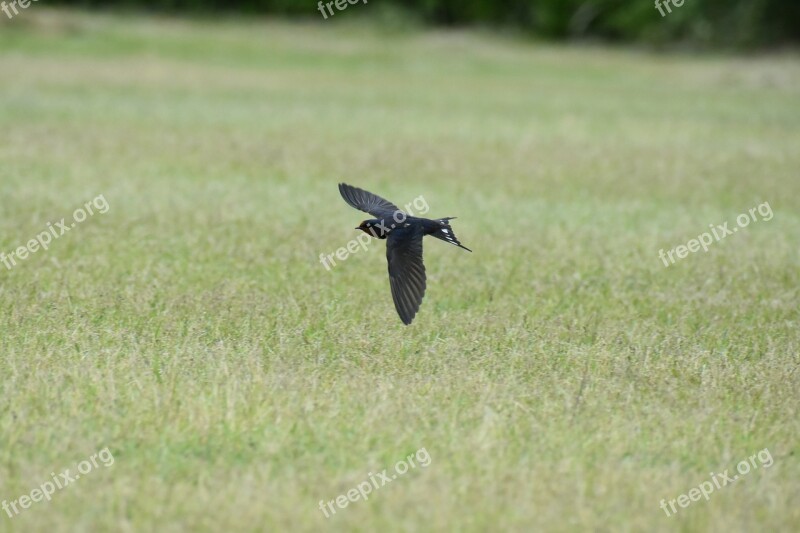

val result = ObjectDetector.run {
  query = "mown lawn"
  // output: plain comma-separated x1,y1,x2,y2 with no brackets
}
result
0,8,799,532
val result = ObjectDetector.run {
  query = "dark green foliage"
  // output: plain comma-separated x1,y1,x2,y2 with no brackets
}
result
45,0,800,47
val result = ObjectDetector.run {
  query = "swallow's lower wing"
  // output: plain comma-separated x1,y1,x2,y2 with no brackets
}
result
339,183,402,219
386,227,426,325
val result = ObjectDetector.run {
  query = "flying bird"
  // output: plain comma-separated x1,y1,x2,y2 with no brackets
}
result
338,183,471,325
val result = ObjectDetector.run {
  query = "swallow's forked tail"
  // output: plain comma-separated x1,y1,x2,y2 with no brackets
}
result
431,217,472,252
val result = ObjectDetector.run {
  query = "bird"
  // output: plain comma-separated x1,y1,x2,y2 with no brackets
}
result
338,183,471,325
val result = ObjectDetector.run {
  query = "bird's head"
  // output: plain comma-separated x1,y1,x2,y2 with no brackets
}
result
356,220,383,238
356,218,388,239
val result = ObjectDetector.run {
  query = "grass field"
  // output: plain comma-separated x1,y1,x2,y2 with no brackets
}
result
1,8,799,532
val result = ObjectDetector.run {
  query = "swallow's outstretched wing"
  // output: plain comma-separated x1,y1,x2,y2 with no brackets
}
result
386,226,426,325
339,183,402,219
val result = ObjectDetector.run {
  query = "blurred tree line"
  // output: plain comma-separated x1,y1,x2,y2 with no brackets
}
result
49,0,800,48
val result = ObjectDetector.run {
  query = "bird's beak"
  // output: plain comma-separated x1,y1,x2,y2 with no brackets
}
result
354,227,360,230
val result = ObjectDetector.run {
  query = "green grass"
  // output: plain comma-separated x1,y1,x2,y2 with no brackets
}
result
1,8,799,532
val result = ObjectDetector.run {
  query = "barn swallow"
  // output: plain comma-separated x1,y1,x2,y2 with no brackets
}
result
338,183,471,325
